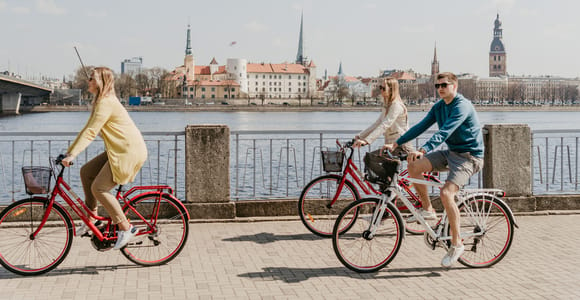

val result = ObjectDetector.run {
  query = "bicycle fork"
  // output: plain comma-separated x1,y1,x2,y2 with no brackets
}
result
365,191,394,239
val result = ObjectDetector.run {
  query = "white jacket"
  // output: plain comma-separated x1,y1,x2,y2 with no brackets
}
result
358,99,409,145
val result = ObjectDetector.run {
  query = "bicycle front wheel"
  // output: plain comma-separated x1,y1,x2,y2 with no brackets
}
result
298,174,360,237
452,194,515,268
0,199,73,276
332,198,404,273
121,193,189,266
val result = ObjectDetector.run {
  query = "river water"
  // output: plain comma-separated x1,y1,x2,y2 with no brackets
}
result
0,110,578,132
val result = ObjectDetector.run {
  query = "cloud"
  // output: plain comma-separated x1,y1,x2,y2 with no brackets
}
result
86,10,108,18
0,1,6,11
36,0,66,15
11,6,30,14
244,20,268,32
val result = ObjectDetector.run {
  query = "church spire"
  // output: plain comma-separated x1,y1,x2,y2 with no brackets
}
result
295,12,305,66
431,42,439,76
185,24,192,55
338,61,343,75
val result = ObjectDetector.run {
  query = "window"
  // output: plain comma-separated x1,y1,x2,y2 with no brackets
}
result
211,87,215,92
289,88,291,92
202,94,205,99
224,95,228,98
289,82,292,86
289,75,292,79
201,87,206,92
256,75,259,79
263,75,265,79
190,87,194,91
262,87,265,92
269,75,272,79
255,87,258,91
224,88,228,92
256,82,258,86
232,88,235,92
211,95,215,99
232,95,235,99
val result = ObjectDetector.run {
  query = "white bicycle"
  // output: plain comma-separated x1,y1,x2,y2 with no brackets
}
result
332,152,518,273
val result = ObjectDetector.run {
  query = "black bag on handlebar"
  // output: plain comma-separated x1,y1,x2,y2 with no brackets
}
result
364,152,400,186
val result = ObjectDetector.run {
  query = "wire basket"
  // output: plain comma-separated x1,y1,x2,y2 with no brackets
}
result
363,152,400,186
22,166,52,195
321,151,344,172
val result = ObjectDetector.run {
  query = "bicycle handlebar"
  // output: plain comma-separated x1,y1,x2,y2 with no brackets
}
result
55,154,73,166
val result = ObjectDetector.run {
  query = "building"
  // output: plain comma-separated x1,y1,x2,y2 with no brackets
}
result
166,17,317,101
121,57,143,76
489,14,507,77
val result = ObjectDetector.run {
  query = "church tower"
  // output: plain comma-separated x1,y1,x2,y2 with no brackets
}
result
184,24,195,81
489,14,507,77
295,12,306,66
431,43,439,76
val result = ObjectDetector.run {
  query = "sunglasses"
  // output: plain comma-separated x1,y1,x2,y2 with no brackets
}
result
378,85,386,91
435,82,452,89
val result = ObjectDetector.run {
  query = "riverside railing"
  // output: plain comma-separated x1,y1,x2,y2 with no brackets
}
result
0,131,185,204
532,130,580,193
0,129,577,204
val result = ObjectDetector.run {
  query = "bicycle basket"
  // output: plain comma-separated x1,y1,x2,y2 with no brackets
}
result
321,151,344,172
22,166,52,195
363,152,400,185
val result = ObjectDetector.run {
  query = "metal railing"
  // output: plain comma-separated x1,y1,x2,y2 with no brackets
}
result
0,131,185,203
532,130,580,193
0,129,577,204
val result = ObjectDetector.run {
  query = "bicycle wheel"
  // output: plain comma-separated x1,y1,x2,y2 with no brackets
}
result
332,198,404,273
298,174,360,237
0,199,73,276
398,174,441,235
121,193,189,266
451,194,515,268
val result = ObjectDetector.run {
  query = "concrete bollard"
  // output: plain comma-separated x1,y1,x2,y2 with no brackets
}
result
185,125,234,218
482,124,532,197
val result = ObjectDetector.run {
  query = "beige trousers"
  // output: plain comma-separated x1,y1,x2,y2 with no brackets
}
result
80,152,127,224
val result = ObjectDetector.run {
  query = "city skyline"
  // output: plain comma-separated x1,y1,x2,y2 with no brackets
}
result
0,0,579,79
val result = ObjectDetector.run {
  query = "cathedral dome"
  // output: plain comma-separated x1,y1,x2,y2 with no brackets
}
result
490,39,505,52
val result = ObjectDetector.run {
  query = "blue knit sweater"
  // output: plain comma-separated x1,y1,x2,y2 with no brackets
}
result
396,93,484,158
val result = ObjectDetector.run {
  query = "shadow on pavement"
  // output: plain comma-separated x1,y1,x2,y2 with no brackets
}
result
0,264,141,279
222,232,325,244
238,266,443,283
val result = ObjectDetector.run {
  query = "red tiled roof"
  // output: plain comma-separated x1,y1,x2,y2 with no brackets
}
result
188,80,239,86
247,63,308,74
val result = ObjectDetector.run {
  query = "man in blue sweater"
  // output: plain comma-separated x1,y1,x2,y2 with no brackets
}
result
390,72,484,268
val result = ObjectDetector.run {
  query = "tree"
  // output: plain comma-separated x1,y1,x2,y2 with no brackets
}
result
71,66,96,101
116,73,137,100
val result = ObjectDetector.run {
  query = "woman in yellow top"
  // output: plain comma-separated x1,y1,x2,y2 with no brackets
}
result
62,67,148,249
353,77,413,155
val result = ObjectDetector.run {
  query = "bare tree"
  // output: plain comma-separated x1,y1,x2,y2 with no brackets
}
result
71,66,96,100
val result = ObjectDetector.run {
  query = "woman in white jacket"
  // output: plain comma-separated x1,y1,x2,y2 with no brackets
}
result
353,77,413,155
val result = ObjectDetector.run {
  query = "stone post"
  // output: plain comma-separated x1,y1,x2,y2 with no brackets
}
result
2,93,21,115
483,124,532,197
185,125,234,218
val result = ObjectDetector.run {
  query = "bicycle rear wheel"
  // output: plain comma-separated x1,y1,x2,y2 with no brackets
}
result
298,174,359,237
0,199,73,276
121,193,189,266
452,194,515,268
332,198,404,273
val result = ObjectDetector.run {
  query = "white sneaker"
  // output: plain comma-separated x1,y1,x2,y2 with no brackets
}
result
406,209,437,223
113,226,137,250
77,223,90,237
441,244,465,268
77,220,103,237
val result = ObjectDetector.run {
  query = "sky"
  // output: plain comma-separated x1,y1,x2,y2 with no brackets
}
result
1,0,579,80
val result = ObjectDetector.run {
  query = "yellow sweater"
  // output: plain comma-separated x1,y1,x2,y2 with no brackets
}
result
67,95,148,185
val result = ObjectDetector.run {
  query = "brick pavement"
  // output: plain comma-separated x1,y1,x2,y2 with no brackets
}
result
1,214,579,299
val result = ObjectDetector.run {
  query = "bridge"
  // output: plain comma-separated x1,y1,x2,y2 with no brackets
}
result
0,73,52,114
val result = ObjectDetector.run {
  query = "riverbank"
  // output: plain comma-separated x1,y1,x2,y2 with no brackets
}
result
28,103,580,113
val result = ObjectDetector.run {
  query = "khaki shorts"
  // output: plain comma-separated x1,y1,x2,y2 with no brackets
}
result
425,150,483,188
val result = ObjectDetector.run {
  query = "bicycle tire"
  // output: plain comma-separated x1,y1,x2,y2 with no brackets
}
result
0,198,73,276
332,198,404,273
450,194,515,268
298,174,360,237
121,193,189,266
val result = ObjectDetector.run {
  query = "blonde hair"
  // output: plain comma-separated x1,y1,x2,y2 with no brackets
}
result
381,77,402,108
91,67,116,101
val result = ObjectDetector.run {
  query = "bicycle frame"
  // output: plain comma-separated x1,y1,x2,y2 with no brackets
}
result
328,141,438,211
31,159,185,243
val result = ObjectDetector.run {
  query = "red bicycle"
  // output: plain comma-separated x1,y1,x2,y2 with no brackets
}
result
0,154,190,276
298,140,441,237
